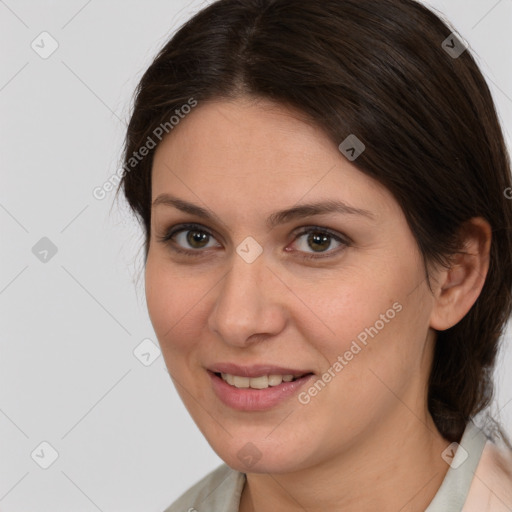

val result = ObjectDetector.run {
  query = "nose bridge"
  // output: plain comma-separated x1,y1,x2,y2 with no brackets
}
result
208,249,285,345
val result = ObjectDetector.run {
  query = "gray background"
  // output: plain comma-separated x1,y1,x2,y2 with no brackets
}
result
0,0,511,510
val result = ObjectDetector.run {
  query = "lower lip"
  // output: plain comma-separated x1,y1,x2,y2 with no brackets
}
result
208,371,314,411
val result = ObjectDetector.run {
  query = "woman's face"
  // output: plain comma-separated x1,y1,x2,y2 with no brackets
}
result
146,97,440,473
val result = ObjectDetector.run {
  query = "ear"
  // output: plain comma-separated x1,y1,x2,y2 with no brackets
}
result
429,217,492,331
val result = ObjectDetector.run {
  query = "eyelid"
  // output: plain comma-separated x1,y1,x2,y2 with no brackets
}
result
158,222,218,242
292,225,351,243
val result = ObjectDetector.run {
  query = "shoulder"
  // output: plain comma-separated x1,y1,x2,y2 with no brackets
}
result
463,438,512,511
161,463,245,512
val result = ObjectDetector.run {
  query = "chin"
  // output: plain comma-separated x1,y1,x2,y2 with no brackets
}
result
207,435,312,474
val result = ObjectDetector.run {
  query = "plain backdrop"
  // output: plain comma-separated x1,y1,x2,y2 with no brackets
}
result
0,0,511,510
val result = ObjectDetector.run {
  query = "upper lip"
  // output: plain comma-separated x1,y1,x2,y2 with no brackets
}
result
208,363,314,378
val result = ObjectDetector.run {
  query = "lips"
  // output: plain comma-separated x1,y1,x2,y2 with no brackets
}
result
207,363,315,410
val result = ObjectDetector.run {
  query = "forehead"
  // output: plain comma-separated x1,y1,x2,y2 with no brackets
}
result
151,98,395,220
154,98,335,171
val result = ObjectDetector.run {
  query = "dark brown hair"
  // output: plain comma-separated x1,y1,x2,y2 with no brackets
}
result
117,0,512,443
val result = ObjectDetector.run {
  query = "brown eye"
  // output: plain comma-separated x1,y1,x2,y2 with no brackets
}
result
186,230,210,249
172,228,220,251
158,223,222,256
306,232,332,252
291,227,350,260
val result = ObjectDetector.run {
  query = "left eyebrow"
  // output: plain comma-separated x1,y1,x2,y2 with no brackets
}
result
151,194,375,230
265,199,375,229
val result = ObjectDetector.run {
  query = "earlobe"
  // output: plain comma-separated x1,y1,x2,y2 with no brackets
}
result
429,217,492,331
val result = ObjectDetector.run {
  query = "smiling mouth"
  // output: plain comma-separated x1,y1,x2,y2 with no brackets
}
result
214,372,313,389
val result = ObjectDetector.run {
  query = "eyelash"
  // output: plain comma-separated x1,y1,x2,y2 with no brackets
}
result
157,222,351,261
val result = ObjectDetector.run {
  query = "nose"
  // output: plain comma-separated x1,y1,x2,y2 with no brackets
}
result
207,250,288,348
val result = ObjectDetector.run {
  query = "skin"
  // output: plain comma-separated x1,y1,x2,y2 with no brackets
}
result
145,96,491,512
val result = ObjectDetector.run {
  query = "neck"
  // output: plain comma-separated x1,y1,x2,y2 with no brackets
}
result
239,412,451,512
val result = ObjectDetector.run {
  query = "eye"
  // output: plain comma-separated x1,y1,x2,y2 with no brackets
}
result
158,223,221,256
290,227,350,259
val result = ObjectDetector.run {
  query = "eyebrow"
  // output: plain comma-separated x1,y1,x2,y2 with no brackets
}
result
152,193,375,230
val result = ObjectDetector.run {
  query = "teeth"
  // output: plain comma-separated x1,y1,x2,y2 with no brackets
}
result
268,375,284,386
247,375,268,389
233,376,250,388
220,373,300,389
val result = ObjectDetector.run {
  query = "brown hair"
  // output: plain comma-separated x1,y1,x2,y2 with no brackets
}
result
117,0,512,443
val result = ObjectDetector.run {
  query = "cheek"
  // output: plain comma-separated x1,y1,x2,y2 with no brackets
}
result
296,262,425,393
290,266,403,354
144,257,206,357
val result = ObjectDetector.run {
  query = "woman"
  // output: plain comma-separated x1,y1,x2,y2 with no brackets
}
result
117,0,512,510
